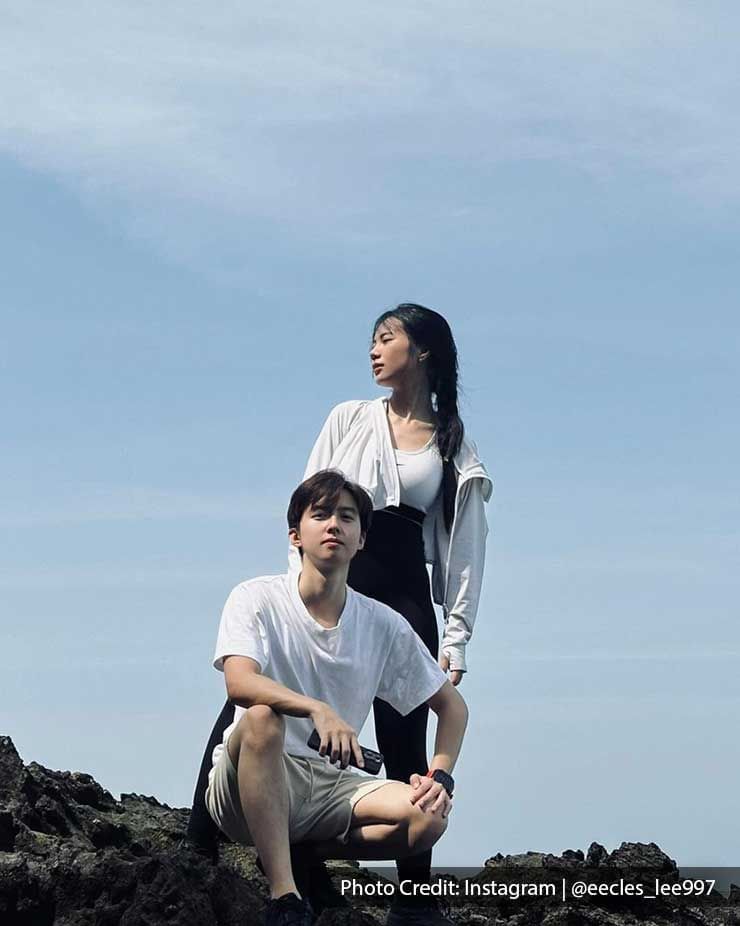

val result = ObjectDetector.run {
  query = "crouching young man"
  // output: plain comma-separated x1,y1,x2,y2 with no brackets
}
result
205,471,468,926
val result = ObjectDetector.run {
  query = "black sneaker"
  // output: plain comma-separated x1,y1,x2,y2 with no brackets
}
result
386,896,455,925
264,892,313,926
256,847,348,916
297,858,349,915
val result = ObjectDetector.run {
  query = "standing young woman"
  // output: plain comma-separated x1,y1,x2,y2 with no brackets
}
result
187,305,492,924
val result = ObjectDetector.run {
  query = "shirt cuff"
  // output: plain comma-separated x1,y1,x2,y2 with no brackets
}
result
441,642,468,673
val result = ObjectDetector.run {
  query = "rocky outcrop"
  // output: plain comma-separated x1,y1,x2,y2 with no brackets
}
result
0,736,262,925
0,736,736,925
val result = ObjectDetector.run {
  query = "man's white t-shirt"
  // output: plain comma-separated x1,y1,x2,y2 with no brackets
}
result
211,571,447,771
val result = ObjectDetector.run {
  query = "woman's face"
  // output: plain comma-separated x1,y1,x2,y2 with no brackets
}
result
369,317,420,387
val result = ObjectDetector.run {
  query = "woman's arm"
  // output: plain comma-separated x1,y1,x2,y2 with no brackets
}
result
440,478,489,674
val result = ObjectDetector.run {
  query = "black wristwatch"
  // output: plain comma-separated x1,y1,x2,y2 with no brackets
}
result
428,768,455,798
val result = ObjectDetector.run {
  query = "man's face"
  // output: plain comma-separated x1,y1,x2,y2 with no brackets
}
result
290,488,365,569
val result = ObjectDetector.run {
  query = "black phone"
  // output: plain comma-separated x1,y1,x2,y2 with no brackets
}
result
307,728,384,775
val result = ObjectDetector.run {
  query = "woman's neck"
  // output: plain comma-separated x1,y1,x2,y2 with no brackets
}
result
388,382,435,423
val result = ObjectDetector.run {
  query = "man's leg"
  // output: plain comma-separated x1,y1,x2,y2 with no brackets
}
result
304,781,448,863
227,705,298,900
304,781,452,926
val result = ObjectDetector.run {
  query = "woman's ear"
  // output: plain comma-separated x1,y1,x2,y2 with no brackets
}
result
417,349,430,363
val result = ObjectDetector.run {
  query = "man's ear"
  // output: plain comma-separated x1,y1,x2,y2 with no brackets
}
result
357,530,366,552
288,527,301,551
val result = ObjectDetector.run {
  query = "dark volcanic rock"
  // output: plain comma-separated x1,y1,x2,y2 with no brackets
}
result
0,736,261,925
561,849,585,862
586,842,609,866
461,841,734,924
1,736,737,925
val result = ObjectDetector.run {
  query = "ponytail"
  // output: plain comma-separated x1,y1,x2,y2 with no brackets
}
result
428,343,464,532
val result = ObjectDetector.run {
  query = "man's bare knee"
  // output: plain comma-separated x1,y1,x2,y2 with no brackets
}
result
236,705,285,753
407,806,448,855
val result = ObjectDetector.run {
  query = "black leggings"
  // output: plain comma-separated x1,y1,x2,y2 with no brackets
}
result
348,506,438,883
187,506,438,882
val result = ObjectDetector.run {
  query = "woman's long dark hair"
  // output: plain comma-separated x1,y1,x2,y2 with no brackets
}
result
373,303,464,532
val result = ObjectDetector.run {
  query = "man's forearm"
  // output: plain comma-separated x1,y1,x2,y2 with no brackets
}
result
227,672,321,719
428,691,469,774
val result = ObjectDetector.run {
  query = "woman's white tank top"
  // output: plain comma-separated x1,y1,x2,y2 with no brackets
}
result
394,434,443,513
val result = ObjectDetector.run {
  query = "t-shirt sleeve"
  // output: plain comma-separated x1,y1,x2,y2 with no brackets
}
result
375,611,448,716
213,584,269,672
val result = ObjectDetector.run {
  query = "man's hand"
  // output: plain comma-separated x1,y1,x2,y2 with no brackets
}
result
310,702,363,769
438,652,464,687
409,773,453,818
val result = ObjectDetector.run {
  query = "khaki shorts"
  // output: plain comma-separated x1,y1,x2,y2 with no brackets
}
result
206,744,395,845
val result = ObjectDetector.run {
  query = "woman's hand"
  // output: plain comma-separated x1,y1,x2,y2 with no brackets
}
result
438,652,464,687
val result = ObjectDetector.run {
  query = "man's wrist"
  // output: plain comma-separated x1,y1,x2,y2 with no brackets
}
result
425,768,455,797
306,698,328,720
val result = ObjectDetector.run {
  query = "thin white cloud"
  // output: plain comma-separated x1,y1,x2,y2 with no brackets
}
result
1,1,738,259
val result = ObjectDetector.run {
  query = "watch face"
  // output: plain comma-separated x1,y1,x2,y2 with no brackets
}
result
432,769,454,795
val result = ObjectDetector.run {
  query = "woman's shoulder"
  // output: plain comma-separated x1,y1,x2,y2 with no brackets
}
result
458,432,484,462
329,398,371,414
324,397,379,426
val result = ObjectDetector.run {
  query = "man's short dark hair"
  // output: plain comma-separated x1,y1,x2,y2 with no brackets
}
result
287,470,373,535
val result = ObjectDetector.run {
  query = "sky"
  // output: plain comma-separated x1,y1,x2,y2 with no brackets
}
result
1,1,738,868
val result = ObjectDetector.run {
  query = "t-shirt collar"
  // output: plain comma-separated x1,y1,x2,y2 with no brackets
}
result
289,569,353,634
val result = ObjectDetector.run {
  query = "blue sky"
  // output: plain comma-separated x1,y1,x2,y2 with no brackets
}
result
2,2,738,867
